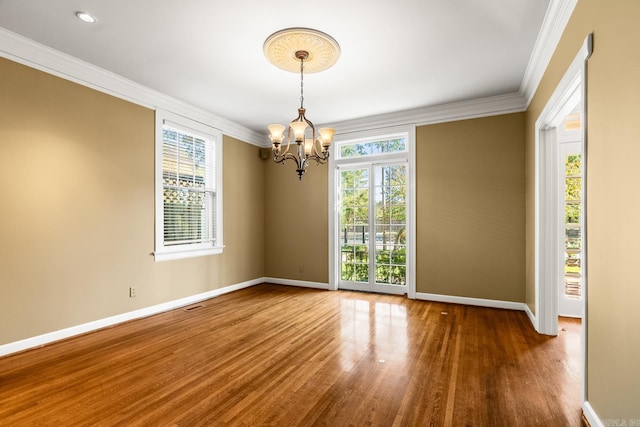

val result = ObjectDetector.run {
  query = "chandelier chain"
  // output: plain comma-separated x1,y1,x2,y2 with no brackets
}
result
299,57,304,109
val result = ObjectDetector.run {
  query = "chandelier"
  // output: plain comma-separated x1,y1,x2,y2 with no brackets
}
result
264,28,340,180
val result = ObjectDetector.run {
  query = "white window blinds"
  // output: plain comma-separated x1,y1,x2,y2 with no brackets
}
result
162,123,216,246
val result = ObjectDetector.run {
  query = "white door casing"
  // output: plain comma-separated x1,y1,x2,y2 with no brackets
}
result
534,34,592,406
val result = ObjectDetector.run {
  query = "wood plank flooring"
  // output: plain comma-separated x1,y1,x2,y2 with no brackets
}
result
0,284,582,426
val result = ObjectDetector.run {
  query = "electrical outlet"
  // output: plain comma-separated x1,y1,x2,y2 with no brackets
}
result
129,286,137,298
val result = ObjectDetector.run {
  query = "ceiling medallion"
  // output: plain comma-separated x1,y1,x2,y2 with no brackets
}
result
263,27,341,74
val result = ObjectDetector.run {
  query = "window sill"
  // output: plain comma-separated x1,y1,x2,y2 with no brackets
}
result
154,246,224,262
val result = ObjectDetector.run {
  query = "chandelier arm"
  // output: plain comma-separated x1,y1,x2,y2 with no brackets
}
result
311,139,326,159
307,153,329,165
273,151,302,168
281,140,291,156
276,127,294,157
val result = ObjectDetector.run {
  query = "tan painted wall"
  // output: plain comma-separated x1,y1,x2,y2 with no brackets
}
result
525,0,640,419
0,58,265,345
264,157,329,283
417,114,525,301
263,113,526,302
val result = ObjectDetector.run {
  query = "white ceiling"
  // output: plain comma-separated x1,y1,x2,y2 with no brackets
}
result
0,0,550,134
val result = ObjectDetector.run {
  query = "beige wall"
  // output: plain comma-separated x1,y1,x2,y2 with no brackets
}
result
525,0,640,419
417,114,525,301
0,58,264,345
263,113,526,302
264,157,329,283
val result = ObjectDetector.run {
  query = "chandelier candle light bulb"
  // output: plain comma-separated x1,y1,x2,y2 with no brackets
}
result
264,28,340,180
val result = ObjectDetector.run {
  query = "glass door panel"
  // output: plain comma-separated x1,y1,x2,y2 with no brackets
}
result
338,163,407,294
340,167,370,286
559,142,583,316
373,164,407,288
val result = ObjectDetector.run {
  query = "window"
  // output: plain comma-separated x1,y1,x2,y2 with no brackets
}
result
339,137,407,159
154,110,223,261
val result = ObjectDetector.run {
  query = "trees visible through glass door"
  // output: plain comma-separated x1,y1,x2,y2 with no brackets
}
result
559,140,583,318
339,163,407,294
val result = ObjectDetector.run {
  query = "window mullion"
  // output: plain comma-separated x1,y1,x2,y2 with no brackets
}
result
369,163,376,287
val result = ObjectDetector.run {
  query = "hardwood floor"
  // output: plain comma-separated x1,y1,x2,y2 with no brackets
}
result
0,284,582,426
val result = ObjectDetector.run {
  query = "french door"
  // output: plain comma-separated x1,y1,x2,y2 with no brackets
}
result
337,162,407,295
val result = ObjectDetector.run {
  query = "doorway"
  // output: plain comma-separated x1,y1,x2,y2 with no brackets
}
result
337,162,408,295
535,34,591,407
328,126,416,298
535,34,591,336
558,110,584,319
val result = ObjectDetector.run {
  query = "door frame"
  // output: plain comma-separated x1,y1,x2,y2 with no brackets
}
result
534,34,592,403
328,125,416,298
534,33,591,334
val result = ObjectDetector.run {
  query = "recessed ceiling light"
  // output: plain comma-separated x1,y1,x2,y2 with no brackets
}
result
75,11,97,23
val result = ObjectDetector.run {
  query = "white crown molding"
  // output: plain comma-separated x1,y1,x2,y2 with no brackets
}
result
0,27,265,146
1,0,576,147
519,0,579,107
322,92,527,136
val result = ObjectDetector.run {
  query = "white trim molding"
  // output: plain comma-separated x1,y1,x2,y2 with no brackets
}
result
0,279,535,358
264,277,330,290
416,293,527,312
322,93,527,136
524,303,536,327
0,0,578,146
582,401,604,427
534,34,593,336
0,27,265,146
520,0,579,106
0,278,262,357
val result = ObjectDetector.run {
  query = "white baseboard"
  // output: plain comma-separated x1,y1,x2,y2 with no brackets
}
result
524,303,537,328
582,401,603,427
415,292,527,311
264,277,329,290
0,278,262,357
0,280,534,358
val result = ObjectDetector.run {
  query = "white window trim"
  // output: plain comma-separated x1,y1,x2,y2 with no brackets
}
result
328,125,416,298
154,109,224,262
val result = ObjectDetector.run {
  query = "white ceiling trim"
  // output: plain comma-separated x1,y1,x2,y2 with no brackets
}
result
323,93,527,137
0,27,266,146
1,0,576,148
519,0,579,106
